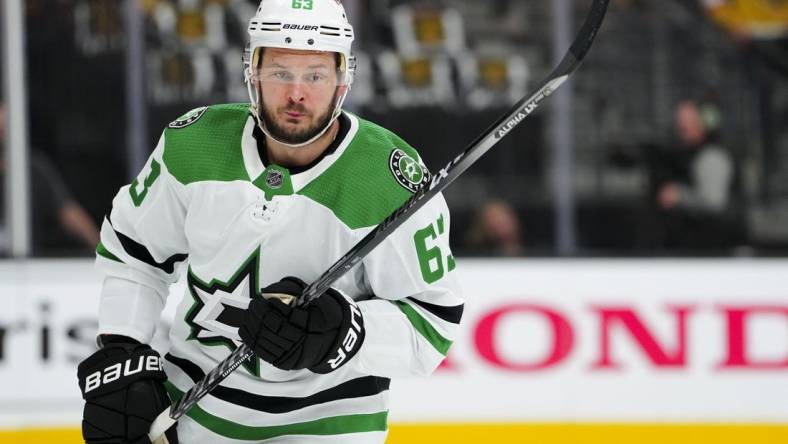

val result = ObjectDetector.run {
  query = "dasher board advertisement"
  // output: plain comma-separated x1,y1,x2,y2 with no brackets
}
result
0,259,787,429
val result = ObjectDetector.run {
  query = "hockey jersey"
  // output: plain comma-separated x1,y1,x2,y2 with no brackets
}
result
95,104,464,442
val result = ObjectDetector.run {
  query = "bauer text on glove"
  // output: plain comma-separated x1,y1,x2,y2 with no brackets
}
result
77,336,178,444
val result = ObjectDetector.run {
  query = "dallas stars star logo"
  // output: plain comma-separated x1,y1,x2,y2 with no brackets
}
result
184,250,262,376
389,148,431,193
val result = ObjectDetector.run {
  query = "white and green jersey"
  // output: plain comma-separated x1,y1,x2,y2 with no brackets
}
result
95,104,463,443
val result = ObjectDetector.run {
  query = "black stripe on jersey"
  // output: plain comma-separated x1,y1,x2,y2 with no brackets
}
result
107,217,187,274
407,297,464,324
165,353,391,414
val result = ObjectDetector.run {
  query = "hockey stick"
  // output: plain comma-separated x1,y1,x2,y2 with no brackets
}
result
149,0,609,439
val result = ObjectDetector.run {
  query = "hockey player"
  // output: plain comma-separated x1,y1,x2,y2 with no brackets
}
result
76,0,463,443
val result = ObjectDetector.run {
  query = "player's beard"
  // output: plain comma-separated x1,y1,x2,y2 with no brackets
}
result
259,92,339,146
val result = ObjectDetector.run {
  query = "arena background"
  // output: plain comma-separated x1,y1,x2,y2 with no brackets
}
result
2,0,788,443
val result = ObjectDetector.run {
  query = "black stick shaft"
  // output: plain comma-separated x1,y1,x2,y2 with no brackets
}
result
298,0,609,305
161,0,610,427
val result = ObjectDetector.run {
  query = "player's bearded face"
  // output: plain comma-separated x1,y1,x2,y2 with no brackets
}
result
259,90,339,145
256,49,342,145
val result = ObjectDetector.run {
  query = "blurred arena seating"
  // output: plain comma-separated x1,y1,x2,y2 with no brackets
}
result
10,0,788,257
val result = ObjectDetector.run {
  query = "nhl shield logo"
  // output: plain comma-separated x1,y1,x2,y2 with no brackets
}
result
389,149,430,193
169,106,208,129
266,169,284,189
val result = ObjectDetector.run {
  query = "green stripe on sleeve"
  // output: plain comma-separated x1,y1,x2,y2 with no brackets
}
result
96,241,123,263
164,382,388,440
395,300,453,355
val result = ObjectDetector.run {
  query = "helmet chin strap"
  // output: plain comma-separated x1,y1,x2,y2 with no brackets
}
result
255,85,349,149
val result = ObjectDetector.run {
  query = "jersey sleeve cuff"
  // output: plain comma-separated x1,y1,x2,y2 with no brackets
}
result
98,276,166,344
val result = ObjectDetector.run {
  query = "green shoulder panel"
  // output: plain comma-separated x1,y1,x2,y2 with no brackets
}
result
299,116,431,230
162,104,251,185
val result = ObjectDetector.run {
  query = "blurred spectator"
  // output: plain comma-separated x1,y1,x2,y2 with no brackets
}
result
464,199,524,256
649,99,741,250
0,103,100,256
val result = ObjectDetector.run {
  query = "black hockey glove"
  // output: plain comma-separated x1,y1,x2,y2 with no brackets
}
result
239,277,365,374
77,336,178,444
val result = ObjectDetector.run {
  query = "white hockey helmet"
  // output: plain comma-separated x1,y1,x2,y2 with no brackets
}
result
244,0,356,147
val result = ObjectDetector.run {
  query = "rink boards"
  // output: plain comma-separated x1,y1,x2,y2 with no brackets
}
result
1,259,787,443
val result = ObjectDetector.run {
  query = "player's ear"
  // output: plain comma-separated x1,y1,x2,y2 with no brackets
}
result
336,84,349,97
